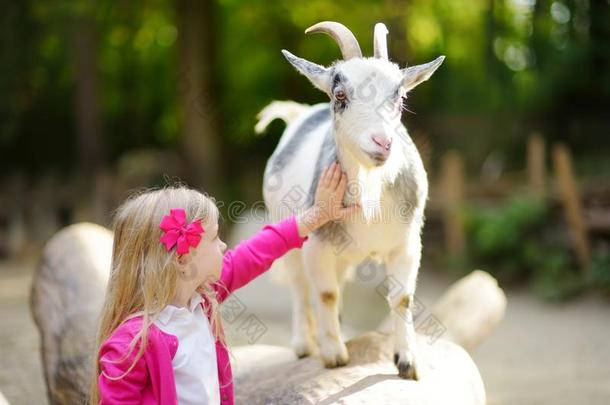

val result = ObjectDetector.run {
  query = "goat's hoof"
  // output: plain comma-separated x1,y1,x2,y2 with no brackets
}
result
319,338,349,368
293,338,316,359
295,345,313,359
394,352,419,380
322,352,349,368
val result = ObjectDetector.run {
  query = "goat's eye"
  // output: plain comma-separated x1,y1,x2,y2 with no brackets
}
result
335,90,347,101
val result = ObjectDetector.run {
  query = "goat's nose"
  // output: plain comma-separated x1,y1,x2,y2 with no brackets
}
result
372,135,393,151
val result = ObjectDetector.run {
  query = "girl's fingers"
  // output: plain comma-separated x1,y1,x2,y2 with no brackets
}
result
321,166,331,188
337,172,347,194
330,162,341,188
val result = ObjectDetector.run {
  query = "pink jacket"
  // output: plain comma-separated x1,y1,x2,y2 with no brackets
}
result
97,216,308,404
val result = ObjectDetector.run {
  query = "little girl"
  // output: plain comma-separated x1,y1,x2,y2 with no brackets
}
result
89,162,359,405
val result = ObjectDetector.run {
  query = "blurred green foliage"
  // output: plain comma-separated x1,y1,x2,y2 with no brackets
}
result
468,195,547,260
1,1,608,302
459,194,610,301
1,0,609,184
1,0,180,173
590,250,610,297
463,195,552,281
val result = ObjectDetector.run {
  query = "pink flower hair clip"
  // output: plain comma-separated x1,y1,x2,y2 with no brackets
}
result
159,208,205,255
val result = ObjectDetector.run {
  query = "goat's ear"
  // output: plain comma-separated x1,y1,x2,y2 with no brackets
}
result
401,55,445,92
282,49,331,95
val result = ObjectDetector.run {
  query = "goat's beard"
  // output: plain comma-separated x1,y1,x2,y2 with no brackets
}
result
335,134,385,224
352,167,384,224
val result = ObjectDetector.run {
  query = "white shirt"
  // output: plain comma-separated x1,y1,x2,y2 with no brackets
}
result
153,292,220,405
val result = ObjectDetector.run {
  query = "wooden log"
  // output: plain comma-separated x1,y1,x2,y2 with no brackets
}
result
30,223,112,404
233,331,486,405
431,270,506,352
552,143,591,271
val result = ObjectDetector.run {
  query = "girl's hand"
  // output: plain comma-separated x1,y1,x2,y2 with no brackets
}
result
296,162,361,237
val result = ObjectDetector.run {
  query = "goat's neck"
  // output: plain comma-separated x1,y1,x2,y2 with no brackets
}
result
334,136,398,223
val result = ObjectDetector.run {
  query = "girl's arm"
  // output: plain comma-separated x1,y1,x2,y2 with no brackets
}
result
98,341,148,404
214,215,306,302
213,162,359,302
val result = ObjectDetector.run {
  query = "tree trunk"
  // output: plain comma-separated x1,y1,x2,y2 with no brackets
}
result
177,0,221,190
72,19,104,179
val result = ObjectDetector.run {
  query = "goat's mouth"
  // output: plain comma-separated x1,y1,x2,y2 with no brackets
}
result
367,151,389,166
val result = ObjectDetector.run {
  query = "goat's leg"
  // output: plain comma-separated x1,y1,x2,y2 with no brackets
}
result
302,236,348,367
285,250,317,358
386,230,422,380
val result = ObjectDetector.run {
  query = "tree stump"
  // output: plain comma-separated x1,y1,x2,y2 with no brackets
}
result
30,223,112,404
432,270,506,352
233,332,486,404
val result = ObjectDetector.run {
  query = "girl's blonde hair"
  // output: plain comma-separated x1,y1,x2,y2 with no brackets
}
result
89,184,225,403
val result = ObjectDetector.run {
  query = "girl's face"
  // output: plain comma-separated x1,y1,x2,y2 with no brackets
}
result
177,217,227,289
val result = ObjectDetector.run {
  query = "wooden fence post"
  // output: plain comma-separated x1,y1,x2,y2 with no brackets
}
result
440,150,466,258
552,143,591,271
527,133,546,198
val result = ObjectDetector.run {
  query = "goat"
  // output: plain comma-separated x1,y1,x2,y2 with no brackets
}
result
257,21,444,380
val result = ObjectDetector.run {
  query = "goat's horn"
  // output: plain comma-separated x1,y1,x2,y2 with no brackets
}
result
374,23,389,59
305,21,362,60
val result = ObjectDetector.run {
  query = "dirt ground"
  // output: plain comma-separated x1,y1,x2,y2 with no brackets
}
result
1,257,609,404
0,258,47,404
